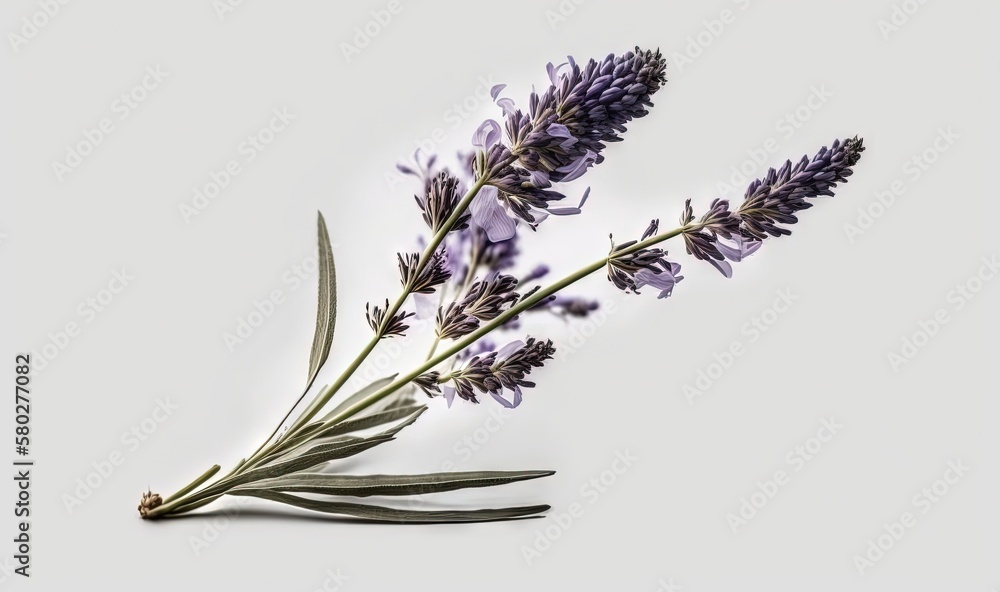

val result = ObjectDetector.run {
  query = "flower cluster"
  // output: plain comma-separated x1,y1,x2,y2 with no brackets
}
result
398,251,451,294
416,337,557,408
737,136,865,239
470,47,667,241
606,220,684,299
414,171,469,234
436,273,521,340
680,198,760,278
366,299,414,338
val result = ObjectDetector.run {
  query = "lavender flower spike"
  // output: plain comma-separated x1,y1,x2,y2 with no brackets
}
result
471,48,667,240
738,137,865,239
422,338,556,408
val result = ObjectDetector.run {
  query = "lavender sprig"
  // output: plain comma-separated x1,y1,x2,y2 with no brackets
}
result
142,45,866,525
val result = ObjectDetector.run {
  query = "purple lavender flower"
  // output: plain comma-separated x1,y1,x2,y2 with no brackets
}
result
414,171,469,234
501,48,667,180
469,47,667,240
607,221,683,299
436,273,521,340
680,198,760,278
419,338,556,408
398,251,452,294
533,295,600,318
738,137,865,239
520,264,550,284
365,299,414,338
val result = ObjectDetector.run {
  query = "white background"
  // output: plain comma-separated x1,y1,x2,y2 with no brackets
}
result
1,0,997,590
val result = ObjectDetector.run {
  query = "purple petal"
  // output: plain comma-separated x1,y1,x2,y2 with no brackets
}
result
546,207,581,216
556,150,597,182
497,98,517,116
548,123,572,138
443,386,456,408
546,187,590,216
528,169,551,188
717,236,763,262
471,186,516,241
497,340,525,359
490,84,506,100
489,390,517,409
706,257,734,279
635,264,683,299
412,292,438,320
528,210,549,225
472,120,501,149
511,385,523,408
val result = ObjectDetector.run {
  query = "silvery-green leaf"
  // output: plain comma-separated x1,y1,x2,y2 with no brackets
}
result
271,406,426,464
232,469,555,497
233,435,394,485
312,405,426,441
305,212,337,392
229,490,550,523
318,374,398,423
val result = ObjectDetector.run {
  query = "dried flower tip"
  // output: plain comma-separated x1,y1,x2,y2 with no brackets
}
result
138,490,163,518
681,198,753,278
738,136,865,239
398,251,452,294
533,295,600,318
505,47,667,182
413,372,442,397
607,228,683,299
442,338,557,408
414,171,469,233
366,299,415,338
460,273,521,321
436,302,480,340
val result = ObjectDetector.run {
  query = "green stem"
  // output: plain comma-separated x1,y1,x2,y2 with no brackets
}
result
162,465,221,504
150,213,691,519
278,175,489,439
320,223,694,426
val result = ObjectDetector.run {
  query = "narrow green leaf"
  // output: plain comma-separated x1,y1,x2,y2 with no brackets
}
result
232,469,555,497
318,374,398,423
306,212,337,392
233,435,395,485
313,405,427,441
229,490,550,523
